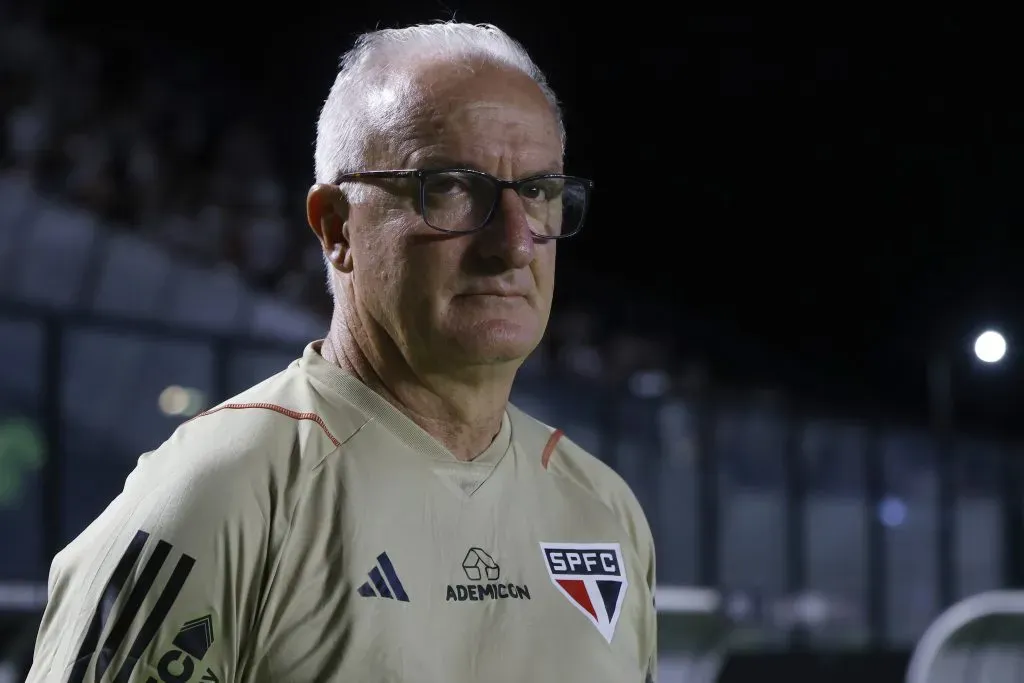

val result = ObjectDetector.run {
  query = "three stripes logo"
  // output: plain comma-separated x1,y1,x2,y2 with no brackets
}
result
66,529,212,683
356,552,410,602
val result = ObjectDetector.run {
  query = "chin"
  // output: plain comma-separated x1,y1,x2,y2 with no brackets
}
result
451,317,542,365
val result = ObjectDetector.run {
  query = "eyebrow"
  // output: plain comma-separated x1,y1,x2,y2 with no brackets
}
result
416,154,474,170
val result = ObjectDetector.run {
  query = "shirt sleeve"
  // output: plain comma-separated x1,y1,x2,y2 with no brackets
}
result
26,449,270,683
644,536,658,683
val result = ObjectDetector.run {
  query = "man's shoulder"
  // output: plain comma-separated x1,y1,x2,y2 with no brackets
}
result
164,364,369,472
51,366,373,573
119,363,371,518
507,404,648,531
508,404,654,564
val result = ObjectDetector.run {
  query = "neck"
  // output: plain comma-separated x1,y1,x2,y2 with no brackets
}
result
323,298,516,462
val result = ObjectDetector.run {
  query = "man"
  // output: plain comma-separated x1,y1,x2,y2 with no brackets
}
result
27,22,657,683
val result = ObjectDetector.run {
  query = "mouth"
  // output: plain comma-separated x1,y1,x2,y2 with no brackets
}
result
459,290,528,299
456,292,530,307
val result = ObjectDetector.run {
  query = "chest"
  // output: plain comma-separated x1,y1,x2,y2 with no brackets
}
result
253,460,650,682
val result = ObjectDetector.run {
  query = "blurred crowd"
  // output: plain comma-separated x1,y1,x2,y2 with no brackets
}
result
0,11,330,314
0,10,671,387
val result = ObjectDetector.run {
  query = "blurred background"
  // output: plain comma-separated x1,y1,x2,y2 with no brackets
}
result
2,3,1024,682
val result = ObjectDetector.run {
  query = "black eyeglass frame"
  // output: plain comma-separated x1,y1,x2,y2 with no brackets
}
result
335,168,594,239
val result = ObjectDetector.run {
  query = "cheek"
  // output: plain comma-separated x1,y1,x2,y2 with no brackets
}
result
359,229,455,317
402,241,461,308
533,244,557,296
352,226,403,311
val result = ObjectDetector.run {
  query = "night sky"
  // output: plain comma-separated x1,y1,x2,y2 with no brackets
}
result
39,6,1024,435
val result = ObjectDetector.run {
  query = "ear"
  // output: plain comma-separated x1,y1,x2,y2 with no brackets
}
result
307,184,354,273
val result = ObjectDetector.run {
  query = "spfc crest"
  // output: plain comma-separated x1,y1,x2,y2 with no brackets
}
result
540,542,628,643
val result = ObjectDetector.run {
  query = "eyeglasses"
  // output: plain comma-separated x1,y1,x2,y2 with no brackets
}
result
335,168,593,239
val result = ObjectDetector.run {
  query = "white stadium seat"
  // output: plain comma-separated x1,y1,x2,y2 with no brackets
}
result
655,586,733,683
90,232,174,318
164,262,248,332
907,591,1024,683
248,292,326,343
0,172,37,229
11,201,98,309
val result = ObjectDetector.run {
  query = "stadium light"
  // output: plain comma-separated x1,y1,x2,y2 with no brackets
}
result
973,330,1007,364
158,385,206,418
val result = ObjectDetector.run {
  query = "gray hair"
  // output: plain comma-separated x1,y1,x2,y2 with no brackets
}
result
313,22,566,297
315,22,565,185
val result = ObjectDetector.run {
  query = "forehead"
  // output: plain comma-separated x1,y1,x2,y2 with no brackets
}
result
384,60,562,172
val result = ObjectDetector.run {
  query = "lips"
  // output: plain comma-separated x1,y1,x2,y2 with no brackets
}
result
465,291,526,297
460,287,528,297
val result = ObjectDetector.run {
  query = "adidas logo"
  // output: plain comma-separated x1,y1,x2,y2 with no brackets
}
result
356,552,410,602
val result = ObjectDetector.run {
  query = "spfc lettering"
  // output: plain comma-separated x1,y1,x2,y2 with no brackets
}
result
540,542,628,643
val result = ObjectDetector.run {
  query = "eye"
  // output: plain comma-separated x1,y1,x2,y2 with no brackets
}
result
426,176,464,195
519,179,563,203
422,172,486,206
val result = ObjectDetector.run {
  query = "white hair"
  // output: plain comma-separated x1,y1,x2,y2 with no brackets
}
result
313,22,566,297
315,22,565,185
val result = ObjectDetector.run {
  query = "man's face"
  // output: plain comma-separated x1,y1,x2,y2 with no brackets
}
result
333,62,563,374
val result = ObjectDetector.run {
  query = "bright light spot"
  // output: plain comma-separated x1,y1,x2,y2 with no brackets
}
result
879,496,907,527
158,386,189,416
158,386,206,418
974,330,1007,364
724,592,753,621
790,592,831,626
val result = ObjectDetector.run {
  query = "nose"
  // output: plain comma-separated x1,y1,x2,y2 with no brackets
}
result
475,189,536,270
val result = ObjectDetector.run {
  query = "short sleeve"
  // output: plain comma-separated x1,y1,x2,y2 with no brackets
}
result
643,520,658,682
25,448,270,683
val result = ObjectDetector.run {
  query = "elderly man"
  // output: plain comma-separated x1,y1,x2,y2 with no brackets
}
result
27,22,657,683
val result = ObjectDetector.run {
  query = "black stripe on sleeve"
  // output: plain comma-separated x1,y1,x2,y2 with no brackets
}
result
66,530,149,683
93,539,173,681
112,552,196,683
